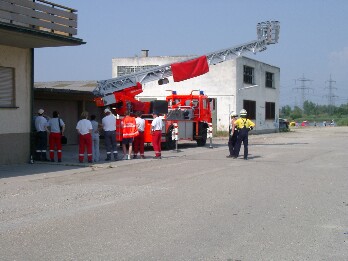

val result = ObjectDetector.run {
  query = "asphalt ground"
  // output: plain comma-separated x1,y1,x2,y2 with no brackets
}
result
0,127,348,260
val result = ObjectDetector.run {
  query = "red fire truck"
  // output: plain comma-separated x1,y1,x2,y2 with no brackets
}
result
93,21,279,148
95,83,213,149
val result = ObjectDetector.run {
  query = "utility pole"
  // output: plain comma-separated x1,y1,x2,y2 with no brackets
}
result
293,74,313,109
324,74,338,114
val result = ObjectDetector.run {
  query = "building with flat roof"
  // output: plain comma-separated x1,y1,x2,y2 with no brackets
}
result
112,51,280,133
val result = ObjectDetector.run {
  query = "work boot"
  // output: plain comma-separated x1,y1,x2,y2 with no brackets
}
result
105,154,111,161
113,153,118,161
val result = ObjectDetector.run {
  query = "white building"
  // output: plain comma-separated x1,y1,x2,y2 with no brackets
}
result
112,51,280,134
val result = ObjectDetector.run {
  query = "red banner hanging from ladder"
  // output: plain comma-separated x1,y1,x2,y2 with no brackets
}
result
171,56,209,82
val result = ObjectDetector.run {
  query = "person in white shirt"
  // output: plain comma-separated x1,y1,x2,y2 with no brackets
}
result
102,108,118,161
151,111,163,159
76,111,93,163
34,108,50,161
48,111,65,162
133,111,146,159
90,114,100,162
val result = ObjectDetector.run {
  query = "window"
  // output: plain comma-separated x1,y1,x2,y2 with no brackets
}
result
117,65,158,77
243,65,254,84
265,102,275,119
0,66,15,107
243,100,256,119
265,72,274,88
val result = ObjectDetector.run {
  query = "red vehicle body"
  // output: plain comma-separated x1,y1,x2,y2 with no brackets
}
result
95,84,213,149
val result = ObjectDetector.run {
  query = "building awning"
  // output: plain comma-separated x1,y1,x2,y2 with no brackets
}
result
0,22,85,48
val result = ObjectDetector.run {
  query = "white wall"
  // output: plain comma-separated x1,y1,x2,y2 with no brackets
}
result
236,57,280,131
112,55,280,132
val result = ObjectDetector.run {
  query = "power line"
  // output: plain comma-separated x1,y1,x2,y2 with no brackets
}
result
292,74,313,108
324,74,338,110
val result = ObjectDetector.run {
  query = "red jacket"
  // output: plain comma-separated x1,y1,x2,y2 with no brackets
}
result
122,116,139,138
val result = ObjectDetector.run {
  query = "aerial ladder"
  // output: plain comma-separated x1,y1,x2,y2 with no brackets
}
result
92,21,280,148
93,20,280,106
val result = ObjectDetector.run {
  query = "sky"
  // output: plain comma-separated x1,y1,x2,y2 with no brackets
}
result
34,0,348,107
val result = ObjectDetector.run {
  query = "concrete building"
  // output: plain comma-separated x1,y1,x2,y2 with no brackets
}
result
0,0,84,164
112,51,280,133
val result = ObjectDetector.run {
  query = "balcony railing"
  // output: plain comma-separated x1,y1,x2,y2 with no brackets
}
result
0,0,77,36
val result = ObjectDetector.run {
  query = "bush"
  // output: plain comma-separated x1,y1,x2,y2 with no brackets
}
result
337,118,348,126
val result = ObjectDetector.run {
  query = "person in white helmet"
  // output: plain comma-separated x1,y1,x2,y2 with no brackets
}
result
102,108,118,161
233,109,255,160
226,112,238,158
34,108,50,161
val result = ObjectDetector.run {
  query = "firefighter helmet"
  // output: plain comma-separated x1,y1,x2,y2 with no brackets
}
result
231,112,238,117
240,109,247,116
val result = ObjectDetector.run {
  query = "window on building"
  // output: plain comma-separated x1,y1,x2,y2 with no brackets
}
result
117,65,158,77
243,100,256,119
243,65,254,84
0,66,15,108
265,102,275,119
265,72,274,88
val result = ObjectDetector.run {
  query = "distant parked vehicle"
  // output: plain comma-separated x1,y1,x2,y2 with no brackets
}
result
301,121,310,127
279,118,289,131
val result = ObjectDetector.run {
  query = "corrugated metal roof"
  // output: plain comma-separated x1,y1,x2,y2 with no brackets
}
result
34,81,97,93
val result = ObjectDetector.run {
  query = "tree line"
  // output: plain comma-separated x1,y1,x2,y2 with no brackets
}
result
280,101,348,126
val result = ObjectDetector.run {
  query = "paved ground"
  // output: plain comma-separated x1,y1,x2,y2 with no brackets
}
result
0,127,348,260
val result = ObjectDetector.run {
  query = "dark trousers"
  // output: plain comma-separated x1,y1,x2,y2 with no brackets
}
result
104,130,117,155
35,131,48,160
234,128,249,159
36,131,47,152
228,131,238,156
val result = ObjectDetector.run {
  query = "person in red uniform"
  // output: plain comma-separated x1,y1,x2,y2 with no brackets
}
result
121,111,139,160
133,111,146,159
48,111,65,162
76,111,93,163
151,111,163,159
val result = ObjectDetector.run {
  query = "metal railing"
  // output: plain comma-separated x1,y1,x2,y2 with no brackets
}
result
0,0,78,36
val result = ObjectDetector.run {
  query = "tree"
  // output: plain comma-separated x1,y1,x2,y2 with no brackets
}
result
280,105,292,117
303,100,317,115
291,106,302,119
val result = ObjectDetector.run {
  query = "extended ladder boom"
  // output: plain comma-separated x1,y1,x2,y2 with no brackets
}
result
93,21,280,97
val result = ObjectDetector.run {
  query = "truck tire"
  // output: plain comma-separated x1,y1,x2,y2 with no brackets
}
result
196,125,207,147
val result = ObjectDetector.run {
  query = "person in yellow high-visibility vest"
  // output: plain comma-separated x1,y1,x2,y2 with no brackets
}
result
233,109,255,160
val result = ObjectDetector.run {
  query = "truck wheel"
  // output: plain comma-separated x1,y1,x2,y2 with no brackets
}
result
196,128,207,146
